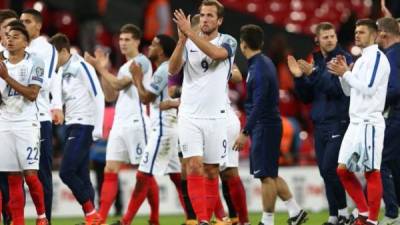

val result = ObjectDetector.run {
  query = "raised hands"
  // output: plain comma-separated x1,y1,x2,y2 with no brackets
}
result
84,48,110,71
287,55,303,78
0,61,9,80
327,55,349,77
173,9,192,37
129,61,143,86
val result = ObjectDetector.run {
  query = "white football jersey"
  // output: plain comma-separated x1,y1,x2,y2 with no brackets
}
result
61,53,105,140
27,36,60,122
145,61,177,129
0,53,44,127
113,54,152,126
180,33,237,119
339,44,390,124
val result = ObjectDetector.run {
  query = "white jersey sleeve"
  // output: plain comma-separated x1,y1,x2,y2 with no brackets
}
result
342,51,390,97
146,62,168,95
80,60,105,140
29,55,45,87
220,34,237,58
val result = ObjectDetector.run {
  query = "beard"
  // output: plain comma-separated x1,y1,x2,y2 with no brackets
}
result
201,25,217,36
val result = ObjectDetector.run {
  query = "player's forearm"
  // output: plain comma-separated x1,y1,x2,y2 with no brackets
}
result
187,32,228,60
169,40,185,75
97,67,130,91
100,76,118,102
136,81,154,104
3,76,40,101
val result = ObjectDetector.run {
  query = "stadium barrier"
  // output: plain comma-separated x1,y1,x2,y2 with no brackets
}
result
24,166,327,218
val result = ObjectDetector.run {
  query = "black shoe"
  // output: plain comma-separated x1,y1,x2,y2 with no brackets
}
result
258,223,265,225
287,210,308,225
322,223,334,225
338,215,350,225
347,214,356,225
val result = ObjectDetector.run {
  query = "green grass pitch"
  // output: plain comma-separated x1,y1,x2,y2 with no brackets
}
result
25,211,331,225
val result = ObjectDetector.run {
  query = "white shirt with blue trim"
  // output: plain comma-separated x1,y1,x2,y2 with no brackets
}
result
180,33,237,119
61,53,105,140
340,44,390,124
27,36,60,122
0,53,44,127
113,54,152,127
145,61,177,129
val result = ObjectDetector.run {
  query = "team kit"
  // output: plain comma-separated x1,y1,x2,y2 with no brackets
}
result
0,1,399,225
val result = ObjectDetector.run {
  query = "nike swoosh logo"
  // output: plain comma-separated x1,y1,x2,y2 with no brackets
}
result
331,134,341,139
254,170,261,174
190,49,198,53
40,139,45,142
28,162,36,165
68,137,76,140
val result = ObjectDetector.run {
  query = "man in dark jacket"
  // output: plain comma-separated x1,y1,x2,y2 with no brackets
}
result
234,24,307,225
288,22,352,225
376,17,400,225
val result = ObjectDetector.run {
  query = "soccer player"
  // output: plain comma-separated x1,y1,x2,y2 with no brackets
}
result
169,1,237,224
20,9,62,222
327,19,390,225
84,24,156,223
375,17,400,225
233,24,307,225
0,9,18,224
49,33,105,225
0,9,18,52
0,24,47,225
111,34,183,225
287,22,351,225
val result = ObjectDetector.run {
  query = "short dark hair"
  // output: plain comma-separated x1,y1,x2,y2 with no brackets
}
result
356,18,378,32
0,9,18,25
240,24,264,50
21,9,42,23
199,0,224,18
6,20,25,29
120,24,142,40
8,25,30,42
315,22,335,36
49,33,70,52
156,34,176,58
377,17,400,35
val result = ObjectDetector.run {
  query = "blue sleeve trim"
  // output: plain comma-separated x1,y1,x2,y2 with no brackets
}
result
368,51,381,88
48,46,56,78
80,62,97,96
221,42,233,58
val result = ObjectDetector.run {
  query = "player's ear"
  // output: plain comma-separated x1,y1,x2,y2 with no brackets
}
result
314,37,319,46
217,17,223,26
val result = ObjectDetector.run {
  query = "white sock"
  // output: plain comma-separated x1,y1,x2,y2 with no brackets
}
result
261,212,274,225
359,211,368,217
366,219,377,225
338,208,350,218
328,216,338,224
283,198,301,218
37,214,46,219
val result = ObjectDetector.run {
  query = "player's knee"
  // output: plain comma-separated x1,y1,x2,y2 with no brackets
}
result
320,166,336,178
220,167,238,181
186,159,204,175
204,164,219,179
104,163,120,173
59,169,73,183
